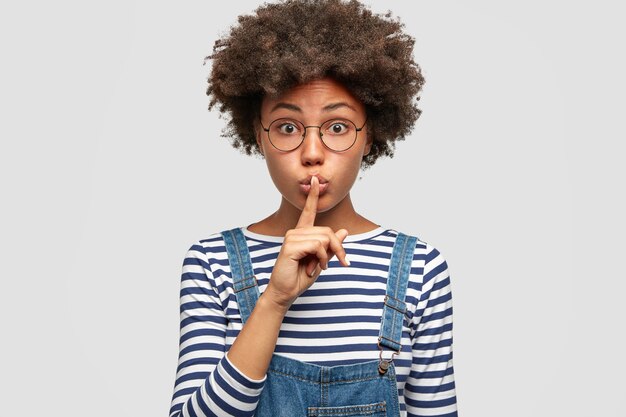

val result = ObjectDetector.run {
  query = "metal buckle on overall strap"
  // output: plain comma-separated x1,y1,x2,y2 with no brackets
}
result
377,340,400,375
233,275,258,292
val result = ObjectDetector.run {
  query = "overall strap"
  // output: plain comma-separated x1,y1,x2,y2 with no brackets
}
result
221,228,260,324
378,232,418,352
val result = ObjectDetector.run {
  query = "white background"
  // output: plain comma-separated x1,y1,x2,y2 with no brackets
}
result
1,1,624,416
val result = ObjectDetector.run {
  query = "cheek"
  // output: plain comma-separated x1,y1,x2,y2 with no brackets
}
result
345,146,367,168
264,156,293,188
330,153,362,184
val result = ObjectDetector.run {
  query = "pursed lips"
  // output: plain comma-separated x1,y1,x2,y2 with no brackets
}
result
299,175,329,194
300,174,329,185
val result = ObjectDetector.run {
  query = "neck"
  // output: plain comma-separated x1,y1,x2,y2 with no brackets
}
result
249,193,378,237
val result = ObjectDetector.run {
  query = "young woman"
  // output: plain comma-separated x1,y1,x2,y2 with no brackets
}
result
170,1,458,416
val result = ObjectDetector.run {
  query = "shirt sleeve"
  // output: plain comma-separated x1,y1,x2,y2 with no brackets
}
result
169,241,267,417
405,244,458,417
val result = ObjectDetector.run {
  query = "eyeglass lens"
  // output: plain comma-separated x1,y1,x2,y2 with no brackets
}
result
267,118,359,152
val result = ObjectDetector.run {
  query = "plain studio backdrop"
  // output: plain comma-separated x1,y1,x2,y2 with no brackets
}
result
1,0,624,416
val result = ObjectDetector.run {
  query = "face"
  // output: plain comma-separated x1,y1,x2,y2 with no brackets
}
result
257,77,372,214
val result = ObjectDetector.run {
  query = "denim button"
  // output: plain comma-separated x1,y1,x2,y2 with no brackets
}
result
378,360,390,375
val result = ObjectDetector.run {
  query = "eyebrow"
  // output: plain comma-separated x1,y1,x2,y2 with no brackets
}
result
270,102,357,113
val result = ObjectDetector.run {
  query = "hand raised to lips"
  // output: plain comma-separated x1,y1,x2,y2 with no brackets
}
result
295,175,347,275
265,175,350,309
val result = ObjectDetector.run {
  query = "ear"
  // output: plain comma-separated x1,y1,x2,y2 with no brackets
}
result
363,131,373,156
254,121,264,156
257,135,263,155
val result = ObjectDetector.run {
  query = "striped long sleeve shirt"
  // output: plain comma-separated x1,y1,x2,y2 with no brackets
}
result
170,226,457,417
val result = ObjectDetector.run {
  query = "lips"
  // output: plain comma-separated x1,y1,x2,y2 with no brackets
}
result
300,174,329,186
299,174,329,195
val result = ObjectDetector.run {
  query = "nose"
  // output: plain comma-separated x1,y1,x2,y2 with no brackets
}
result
300,126,325,166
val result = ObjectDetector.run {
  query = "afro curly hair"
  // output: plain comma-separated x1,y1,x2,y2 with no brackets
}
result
206,0,425,168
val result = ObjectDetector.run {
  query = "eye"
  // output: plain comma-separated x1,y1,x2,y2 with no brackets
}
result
326,122,350,135
276,122,301,135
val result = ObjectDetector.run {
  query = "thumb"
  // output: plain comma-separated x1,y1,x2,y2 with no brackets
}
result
334,229,350,267
336,228,349,242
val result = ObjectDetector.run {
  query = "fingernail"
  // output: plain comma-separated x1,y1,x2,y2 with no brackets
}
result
309,264,318,277
345,256,351,266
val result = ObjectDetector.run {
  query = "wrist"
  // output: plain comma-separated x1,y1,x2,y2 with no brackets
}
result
258,291,291,317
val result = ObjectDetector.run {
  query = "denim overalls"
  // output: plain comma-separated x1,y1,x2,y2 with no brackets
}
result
221,228,417,417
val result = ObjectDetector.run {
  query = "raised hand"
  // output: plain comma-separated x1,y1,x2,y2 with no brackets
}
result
265,176,350,310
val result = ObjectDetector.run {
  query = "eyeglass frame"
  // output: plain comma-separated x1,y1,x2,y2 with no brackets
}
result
259,117,368,152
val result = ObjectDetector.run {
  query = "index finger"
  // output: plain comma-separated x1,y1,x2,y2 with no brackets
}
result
296,175,319,228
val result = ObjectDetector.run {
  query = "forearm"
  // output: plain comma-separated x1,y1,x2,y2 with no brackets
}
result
226,292,289,380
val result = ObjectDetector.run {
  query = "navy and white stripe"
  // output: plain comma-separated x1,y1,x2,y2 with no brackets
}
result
170,227,457,417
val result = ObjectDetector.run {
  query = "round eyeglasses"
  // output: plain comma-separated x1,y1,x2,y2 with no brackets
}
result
260,117,367,152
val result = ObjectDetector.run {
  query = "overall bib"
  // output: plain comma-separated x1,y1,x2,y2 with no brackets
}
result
221,228,417,417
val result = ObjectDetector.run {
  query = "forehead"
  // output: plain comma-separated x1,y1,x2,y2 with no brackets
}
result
261,78,365,115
